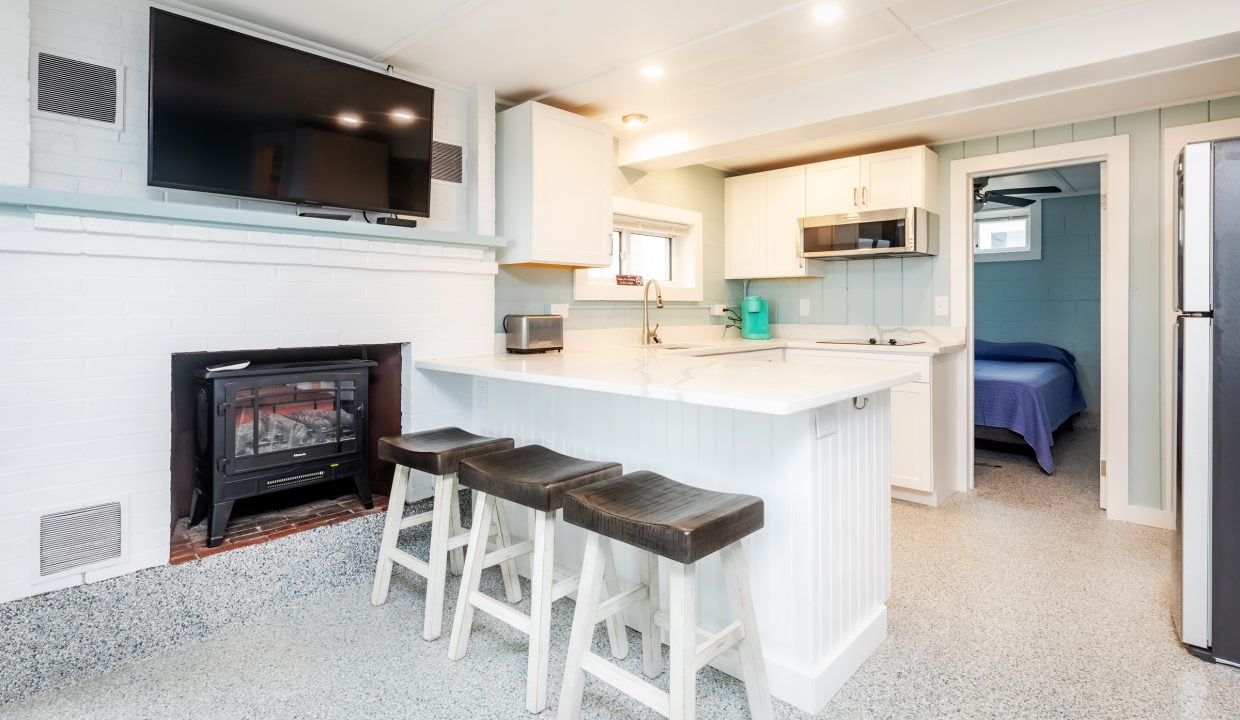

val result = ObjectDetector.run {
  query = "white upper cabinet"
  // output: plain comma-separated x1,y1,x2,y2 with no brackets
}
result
805,145,938,216
725,165,822,279
497,102,613,267
805,157,861,216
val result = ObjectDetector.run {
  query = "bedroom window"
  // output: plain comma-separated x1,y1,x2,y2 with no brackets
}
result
574,197,704,301
973,206,1042,262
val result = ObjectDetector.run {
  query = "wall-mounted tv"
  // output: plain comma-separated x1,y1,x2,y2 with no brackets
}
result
148,9,435,217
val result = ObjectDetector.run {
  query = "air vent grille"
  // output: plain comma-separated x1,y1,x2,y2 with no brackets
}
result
36,52,120,125
39,502,123,576
431,141,463,183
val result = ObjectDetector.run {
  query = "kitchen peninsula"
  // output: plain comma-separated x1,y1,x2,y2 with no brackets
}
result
416,345,919,713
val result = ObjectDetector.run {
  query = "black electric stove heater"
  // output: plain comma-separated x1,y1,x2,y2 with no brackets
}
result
190,359,376,547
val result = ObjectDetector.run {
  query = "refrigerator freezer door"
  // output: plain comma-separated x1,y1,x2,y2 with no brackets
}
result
1179,142,1213,313
1180,314,1213,649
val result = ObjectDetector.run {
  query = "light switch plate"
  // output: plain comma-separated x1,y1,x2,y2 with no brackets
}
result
934,296,949,317
799,298,811,316
814,406,838,438
547,303,570,318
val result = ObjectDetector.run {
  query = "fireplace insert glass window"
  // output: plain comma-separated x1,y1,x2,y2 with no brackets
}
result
233,380,357,457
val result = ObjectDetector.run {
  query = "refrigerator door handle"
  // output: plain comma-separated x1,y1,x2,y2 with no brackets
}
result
1180,314,1213,649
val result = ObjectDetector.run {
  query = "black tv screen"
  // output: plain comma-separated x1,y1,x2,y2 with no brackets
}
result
148,9,434,216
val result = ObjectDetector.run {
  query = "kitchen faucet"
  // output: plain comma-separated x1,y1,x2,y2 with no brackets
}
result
641,279,663,345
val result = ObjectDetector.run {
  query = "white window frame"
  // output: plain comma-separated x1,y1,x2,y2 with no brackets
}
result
972,204,1041,262
573,197,704,301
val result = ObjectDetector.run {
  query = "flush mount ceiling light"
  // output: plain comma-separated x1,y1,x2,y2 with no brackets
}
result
389,108,416,124
811,2,843,24
336,111,362,128
641,64,664,79
622,113,649,128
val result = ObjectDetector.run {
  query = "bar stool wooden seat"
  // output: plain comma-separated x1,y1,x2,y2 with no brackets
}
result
557,470,772,720
371,428,522,642
448,444,631,714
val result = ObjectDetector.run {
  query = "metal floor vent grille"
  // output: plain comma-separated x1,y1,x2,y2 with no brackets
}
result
431,141,463,183
39,502,123,576
36,52,121,125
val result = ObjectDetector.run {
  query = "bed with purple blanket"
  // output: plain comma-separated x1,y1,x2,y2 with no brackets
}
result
974,340,1086,474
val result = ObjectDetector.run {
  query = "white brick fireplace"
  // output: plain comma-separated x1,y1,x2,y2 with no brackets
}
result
0,212,496,603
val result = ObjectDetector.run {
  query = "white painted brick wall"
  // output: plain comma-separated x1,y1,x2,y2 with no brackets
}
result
0,211,497,603
0,0,31,186
22,0,470,229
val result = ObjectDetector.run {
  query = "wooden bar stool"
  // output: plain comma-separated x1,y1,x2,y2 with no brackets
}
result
371,428,522,642
556,470,772,720
448,444,631,714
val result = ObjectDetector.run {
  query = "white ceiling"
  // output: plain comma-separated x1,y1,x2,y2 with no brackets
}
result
182,0,1240,171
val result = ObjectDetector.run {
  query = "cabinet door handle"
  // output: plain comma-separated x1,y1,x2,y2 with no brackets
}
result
861,186,868,205
853,187,858,206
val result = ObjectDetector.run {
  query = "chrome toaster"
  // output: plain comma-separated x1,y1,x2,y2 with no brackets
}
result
503,314,564,354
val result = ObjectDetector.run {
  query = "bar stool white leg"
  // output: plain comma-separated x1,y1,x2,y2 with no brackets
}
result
493,499,523,603
668,561,698,720
448,491,496,660
371,465,410,606
721,543,773,720
448,474,465,575
602,545,631,661
555,533,607,720
527,509,557,713
422,472,456,641
637,551,664,678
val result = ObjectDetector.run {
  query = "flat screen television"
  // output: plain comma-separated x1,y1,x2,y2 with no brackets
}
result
148,9,435,217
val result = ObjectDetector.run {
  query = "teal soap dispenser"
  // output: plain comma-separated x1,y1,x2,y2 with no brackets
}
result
740,295,770,340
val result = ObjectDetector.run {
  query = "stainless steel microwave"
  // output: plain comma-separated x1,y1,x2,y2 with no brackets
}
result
798,207,937,260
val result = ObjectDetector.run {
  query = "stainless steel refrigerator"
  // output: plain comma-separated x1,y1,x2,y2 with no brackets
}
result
1177,138,1240,665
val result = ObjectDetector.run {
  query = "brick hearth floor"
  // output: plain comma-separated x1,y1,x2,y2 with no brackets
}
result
168,493,389,564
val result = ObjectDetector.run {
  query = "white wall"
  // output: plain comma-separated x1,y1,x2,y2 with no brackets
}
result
0,0,30,186
23,0,470,230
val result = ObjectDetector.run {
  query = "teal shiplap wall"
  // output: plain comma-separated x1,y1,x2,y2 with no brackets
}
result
974,195,1101,409
493,164,729,332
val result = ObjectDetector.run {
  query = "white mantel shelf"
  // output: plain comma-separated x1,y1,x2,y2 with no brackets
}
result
0,185,506,249
416,346,919,415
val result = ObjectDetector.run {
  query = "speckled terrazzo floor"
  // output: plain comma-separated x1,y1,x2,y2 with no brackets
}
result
4,428,1240,719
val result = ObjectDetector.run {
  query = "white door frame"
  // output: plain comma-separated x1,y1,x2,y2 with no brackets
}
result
949,136,1134,522
1160,118,1240,532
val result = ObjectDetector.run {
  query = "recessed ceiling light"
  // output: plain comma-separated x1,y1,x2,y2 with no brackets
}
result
641,64,664,79
622,113,649,128
389,108,416,125
337,111,362,128
811,2,843,24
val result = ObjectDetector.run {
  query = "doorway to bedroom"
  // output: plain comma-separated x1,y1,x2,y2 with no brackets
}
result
971,162,1102,506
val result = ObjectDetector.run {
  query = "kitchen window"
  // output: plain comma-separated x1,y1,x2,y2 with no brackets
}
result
575,197,704,301
973,206,1041,262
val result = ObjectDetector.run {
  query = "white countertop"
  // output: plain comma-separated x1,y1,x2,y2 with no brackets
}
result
671,337,965,356
415,343,921,415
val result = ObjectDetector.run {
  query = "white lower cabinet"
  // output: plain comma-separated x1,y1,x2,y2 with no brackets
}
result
785,347,956,506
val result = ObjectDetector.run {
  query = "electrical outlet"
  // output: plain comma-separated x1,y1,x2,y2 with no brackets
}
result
547,303,570,318
934,296,949,317
814,406,838,438
708,304,727,317
799,298,811,317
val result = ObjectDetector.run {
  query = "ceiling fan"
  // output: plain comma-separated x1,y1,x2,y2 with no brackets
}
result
973,178,1062,210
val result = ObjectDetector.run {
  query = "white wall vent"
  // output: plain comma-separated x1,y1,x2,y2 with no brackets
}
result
431,141,463,183
39,502,124,577
33,51,124,127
